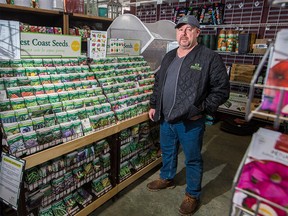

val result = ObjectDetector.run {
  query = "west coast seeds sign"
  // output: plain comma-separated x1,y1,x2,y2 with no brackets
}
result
20,33,81,58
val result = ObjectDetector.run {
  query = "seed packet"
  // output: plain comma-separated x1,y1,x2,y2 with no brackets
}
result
43,59,53,67
7,133,25,154
65,66,75,74
81,118,92,135
39,206,53,216
4,77,18,88
54,83,65,93
15,108,29,121
0,110,16,124
56,112,68,124
0,68,14,77
10,59,22,68
7,87,21,99
83,98,92,107
0,100,11,112
106,93,115,102
25,67,37,76
78,57,87,66
102,103,111,113
63,193,79,215
74,66,82,74
37,128,53,145
73,120,83,139
50,124,62,145
64,82,75,91
81,80,90,89
74,81,82,90
36,94,49,105
89,96,99,106
63,100,74,111
32,117,45,130
70,74,80,82
34,85,45,95
33,59,43,67
22,59,34,67
79,73,87,81
44,114,56,127
48,93,60,103
19,120,33,134
36,67,48,75
11,98,26,110
40,103,52,116
13,67,26,77
27,76,40,86
81,65,89,73
77,89,86,99
85,106,95,117
50,74,62,84
60,122,74,141
52,59,63,67
51,102,63,114
43,84,55,94
55,66,66,74
86,89,95,98
58,92,69,101
73,99,84,109
98,95,107,104
23,131,38,148
69,90,79,100
67,110,79,121
20,86,35,97
27,105,41,118
69,58,79,66
0,60,10,68
62,58,71,66
78,108,87,120
0,78,4,90
93,105,102,115
46,67,57,75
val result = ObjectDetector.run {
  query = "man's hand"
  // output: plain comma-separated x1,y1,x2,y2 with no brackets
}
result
149,109,156,121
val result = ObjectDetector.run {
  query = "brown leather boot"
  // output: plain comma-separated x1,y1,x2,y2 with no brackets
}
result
178,193,199,215
146,178,175,191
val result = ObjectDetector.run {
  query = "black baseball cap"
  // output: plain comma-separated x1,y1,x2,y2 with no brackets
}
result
175,15,200,29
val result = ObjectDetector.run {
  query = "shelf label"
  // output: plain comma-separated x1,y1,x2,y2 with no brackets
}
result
20,33,81,58
0,152,25,210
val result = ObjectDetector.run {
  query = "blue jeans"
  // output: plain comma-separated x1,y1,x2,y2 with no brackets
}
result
159,118,205,199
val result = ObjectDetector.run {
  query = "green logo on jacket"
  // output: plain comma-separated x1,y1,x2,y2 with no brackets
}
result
190,63,202,71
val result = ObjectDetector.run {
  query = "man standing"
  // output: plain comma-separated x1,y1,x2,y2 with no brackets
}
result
147,15,230,215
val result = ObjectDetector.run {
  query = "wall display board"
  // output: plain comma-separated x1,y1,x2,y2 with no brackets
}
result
0,152,25,210
0,20,20,60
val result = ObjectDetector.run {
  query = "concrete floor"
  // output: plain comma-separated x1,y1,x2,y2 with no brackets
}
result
90,122,253,216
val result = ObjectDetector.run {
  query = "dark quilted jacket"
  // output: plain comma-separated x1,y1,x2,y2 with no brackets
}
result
150,44,230,123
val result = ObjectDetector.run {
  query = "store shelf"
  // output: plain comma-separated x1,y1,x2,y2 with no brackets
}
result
0,3,61,15
70,13,113,22
217,51,264,57
23,113,149,170
75,157,162,216
200,22,288,29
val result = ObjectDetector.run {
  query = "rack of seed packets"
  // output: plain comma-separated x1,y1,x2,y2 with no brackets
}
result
0,56,154,158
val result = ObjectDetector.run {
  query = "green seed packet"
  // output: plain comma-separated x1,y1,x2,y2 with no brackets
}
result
40,75,52,85
74,66,82,73
23,131,38,148
73,120,83,138
102,103,111,113
78,89,87,99
65,66,75,73
54,83,65,93
34,85,45,95
7,87,21,99
10,59,22,68
13,67,26,77
81,118,92,135
60,122,74,141
62,58,71,66
90,96,100,105
73,99,84,109
51,74,62,84
52,59,63,67
51,102,63,113
11,98,26,110
15,108,29,122
74,81,82,90
61,74,71,83
79,73,87,81
78,57,87,66
48,93,60,103
116,108,125,121
0,99,12,112
81,80,91,89
70,74,80,82
69,58,79,66
58,92,69,101
81,65,89,73
40,104,52,116
20,86,35,97
4,122,20,136
27,76,41,86
25,67,38,76
56,112,68,124
44,114,56,127
78,108,87,120
50,124,62,144
64,82,75,91
56,66,66,74
0,68,14,77
43,59,53,67
83,98,92,107
43,84,55,94
33,59,43,67
63,100,74,111
28,105,42,118
22,59,34,67
106,93,115,102
0,78,4,90
94,105,102,115
67,110,79,121
86,89,95,97
37,67,48,76
4,77,18,88
85,106,95,116
0,60,10,67
36,95,49,105
69,90,79,100
46,67,57,75
37,127,53,145
0,110,16,124
32,117,45,130
7,133,25,154
98,95,107,104
89,115,101,130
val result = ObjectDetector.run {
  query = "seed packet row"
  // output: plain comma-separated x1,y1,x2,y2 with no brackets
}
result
0,57,87,68
6,82,101,99
2,102,112,135
90,56,144,65
89,61,148,72
115,101,150,122
1,90,107,114
92,67,152,79
91,173,112,197
109,92,152,109
0,65,90,78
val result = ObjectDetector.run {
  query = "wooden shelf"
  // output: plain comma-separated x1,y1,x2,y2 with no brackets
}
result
23,113,149,170
0,3,61,15
70,13,113,22
75,157,162,216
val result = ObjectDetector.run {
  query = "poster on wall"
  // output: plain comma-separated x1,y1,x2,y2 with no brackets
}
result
20,33,81,58
0,20,21,60
0,152,25,210
88,31,107,59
